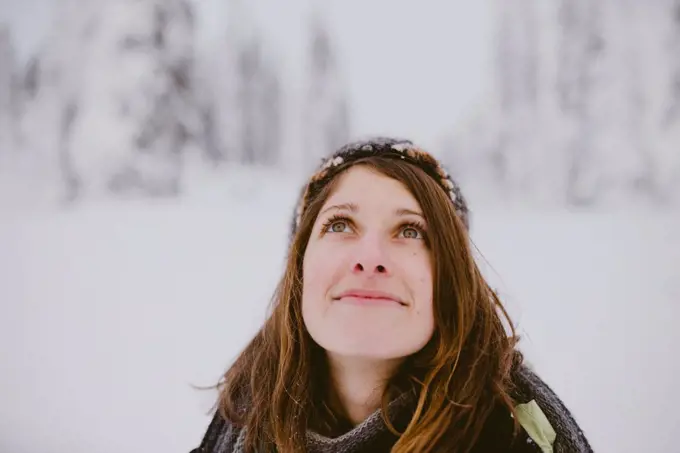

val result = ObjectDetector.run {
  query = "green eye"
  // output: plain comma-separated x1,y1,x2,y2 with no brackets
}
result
329,221,349,233
400,224,425,240
323,217,352,234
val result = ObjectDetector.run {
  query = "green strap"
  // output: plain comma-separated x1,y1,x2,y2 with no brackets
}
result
514,400,557,453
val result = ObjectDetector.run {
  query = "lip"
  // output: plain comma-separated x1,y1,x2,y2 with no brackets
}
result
333,289,407,307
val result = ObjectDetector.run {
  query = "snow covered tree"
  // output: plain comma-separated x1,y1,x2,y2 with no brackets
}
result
552,0,680,202
555,0,610,204
235,36,282,166
256,56,283,167
14,0,102,200
101,0,199,196
656,0,680,198
496,0,539,111
17,0,200,199
582,0,674,202
205,0,283,167
302,10,350,167
0,24,16,153
33,0,200,198
444,0,680,205
491,0,541,191
611,0,667,200
662,0,680,126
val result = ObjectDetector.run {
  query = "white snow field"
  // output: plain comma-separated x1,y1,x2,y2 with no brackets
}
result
1,168,678,453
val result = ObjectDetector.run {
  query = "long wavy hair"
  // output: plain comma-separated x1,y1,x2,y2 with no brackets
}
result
217,156,521,453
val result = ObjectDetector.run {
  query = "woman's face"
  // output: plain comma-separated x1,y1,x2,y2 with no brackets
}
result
302,166,435,360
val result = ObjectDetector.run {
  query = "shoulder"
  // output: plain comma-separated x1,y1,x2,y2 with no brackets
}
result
509,359,594,453
189,411,245,453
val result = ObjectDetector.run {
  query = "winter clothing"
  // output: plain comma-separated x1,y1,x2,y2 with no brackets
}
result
189,360,593,453
290,137,470,239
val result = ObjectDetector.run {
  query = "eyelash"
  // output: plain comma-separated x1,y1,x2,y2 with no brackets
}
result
320,214,427,240
319,214,349,235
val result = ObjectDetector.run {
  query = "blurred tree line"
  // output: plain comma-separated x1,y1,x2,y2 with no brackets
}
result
2,0,680,205
443,0,680,205
0,0,350,200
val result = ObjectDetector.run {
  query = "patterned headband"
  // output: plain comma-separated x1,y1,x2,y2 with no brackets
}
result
290,137,469,238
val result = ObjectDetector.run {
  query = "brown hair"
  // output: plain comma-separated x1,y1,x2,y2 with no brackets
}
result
218,156,520,453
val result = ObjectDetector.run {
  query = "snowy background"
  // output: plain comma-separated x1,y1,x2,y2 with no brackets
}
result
1,0,679,452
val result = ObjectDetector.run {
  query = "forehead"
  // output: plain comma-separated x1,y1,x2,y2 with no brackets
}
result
323,166,421,210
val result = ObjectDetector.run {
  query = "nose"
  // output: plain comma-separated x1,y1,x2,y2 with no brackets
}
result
351,235,390,276
353,262,387,274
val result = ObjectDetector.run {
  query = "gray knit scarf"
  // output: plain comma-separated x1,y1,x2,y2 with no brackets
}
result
201,363,593,453
214,394,410,453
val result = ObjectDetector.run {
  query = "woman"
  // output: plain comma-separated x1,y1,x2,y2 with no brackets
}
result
191,137,593,453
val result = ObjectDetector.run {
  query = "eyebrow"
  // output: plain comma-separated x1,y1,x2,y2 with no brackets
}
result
395,208,424,218
320,203,424,218
320,202,358,215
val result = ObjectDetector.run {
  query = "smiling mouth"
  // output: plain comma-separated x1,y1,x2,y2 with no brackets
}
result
332,290,407,307
335,296,405,307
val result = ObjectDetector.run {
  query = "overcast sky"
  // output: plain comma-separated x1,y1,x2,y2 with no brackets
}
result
0,0,494,147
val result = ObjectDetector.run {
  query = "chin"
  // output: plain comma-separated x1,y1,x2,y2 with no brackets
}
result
311,328,428,361
330,344,412,360
303,308,433,360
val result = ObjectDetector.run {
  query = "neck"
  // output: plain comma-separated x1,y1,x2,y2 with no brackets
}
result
326,353,402,426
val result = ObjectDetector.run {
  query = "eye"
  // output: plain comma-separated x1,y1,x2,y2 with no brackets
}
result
322,216,353,234
399,223,425,240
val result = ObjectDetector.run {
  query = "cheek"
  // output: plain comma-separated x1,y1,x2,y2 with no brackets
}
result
302,242,342,306
406,249,434,308
413,254,435,341
404,250,435,341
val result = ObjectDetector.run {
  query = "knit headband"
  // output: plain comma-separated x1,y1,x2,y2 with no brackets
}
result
291,137,469,238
